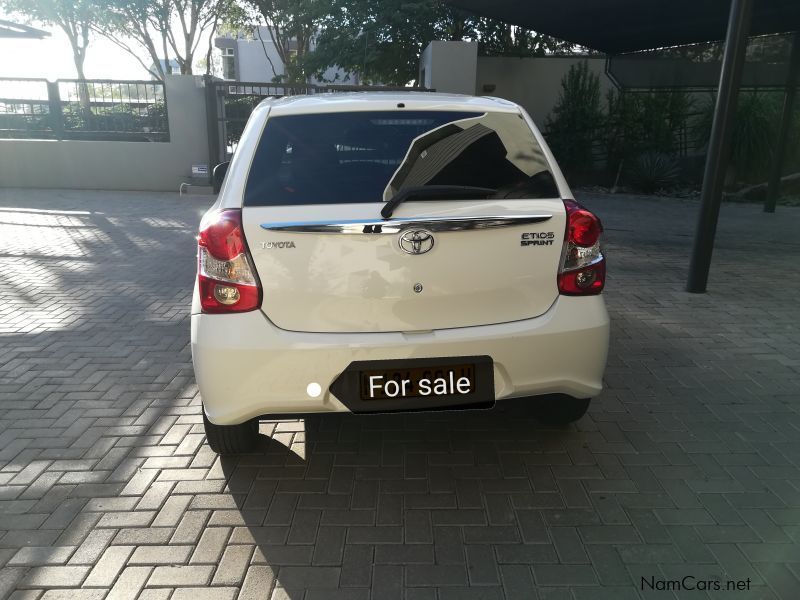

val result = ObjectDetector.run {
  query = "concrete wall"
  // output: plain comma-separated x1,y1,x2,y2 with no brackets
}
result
0,75,210,192
419,41,478,95
475,56,614,126
420,42,615,127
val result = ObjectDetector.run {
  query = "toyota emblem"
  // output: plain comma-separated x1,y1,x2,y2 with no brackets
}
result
398,229,434,255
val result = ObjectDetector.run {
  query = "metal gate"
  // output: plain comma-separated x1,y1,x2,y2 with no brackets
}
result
203,76,433,168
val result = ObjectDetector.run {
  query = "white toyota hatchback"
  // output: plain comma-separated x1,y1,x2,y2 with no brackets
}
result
191,93,609,454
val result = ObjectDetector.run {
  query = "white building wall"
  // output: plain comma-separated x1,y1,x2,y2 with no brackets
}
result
420,42,616,126
475,55,614,125
237,29,286,81
419,41,478,94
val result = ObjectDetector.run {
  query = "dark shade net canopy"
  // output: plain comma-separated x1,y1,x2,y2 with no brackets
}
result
446,0,800,54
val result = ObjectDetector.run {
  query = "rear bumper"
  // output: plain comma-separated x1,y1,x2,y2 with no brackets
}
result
192,295,610,425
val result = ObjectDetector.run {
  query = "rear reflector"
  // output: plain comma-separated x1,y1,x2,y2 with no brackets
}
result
558,260,606,295
558,200,605,296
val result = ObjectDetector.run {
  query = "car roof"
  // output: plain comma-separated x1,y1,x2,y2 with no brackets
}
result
258,92,522,116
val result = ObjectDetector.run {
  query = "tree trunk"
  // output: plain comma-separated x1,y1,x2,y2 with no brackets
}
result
182,53,193,74
182,31,193,74
162,32,172,75
72,48,93,128
74,54,86,80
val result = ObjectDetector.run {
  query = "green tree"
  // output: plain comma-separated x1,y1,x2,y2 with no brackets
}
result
306,0,577,86
2,0,96,78
544,60,603,172
243,0,323,82
91,0,171,79
476,18,578,57
305,0,444,85
91,0,237,78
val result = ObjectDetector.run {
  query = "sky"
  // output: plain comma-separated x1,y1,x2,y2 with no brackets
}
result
0,15,212,80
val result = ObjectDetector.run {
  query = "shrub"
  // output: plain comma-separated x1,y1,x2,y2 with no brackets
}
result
626,151,680,193
694,90,780,182
544,60,603,174
605,89,694,166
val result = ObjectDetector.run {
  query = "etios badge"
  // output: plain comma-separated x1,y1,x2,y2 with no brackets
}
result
398,229,434,255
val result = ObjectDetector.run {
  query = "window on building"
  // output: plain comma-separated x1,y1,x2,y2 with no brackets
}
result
222,47,236,80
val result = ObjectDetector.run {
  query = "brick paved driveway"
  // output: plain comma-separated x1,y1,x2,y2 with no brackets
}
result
1,188,799,600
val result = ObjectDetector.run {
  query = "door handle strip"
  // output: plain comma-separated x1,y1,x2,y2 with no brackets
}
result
260,214,552,234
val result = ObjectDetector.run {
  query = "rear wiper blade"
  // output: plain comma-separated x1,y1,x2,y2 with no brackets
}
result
381,185,496,219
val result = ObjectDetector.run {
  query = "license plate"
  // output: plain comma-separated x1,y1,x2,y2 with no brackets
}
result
329,356,494,413
360,363,476,400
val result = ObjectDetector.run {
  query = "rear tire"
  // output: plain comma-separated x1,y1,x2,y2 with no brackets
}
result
203,411,260,454
533,395,591,424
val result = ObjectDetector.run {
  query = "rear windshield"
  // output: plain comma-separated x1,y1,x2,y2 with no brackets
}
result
243,110,558,206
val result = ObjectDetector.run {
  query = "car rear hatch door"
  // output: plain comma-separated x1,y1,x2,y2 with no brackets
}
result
238,108,566,333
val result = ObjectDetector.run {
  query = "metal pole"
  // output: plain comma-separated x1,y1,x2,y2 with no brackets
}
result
203,74,222,186
686,0,754,293
764,32,800,213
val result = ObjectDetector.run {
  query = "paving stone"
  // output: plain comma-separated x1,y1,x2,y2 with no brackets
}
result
147,565,214,587
188,527,230,564
311,526,346,565
252,545,314,566
0,567,26,598
151,495,192,527
19,566,90,588
170,510,210,544
347,525,402,544
83,545,135,587
105,566,152,600
437,588,503,600
533,564,598,586
112,527,173,546
210,544,253,585
550,526,589,564
8,546,75,566
129,545,192,565
466,545,500,585
238,566,277,600
406,565,468,587
498,565,535,599
374,544,434,565
370,565,402,600
579,525,641,544
340,545,372,587
39,591,105,600
274,566,340,588
170,588,238,600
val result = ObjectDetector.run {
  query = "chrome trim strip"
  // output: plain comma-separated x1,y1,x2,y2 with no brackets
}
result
260,214,552,234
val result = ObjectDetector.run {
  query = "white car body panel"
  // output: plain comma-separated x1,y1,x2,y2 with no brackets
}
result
243,199,565,332
193,295,609,425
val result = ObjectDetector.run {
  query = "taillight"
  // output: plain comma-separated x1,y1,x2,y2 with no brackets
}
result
558,199,605,295
197,209,261,313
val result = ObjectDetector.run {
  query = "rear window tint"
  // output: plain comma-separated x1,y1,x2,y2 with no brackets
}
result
244,110,558,206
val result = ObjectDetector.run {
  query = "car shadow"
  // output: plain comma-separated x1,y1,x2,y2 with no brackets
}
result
216,399,592,598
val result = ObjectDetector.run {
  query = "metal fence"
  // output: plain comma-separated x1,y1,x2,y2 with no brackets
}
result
205,77,434,164
0,77,169,141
